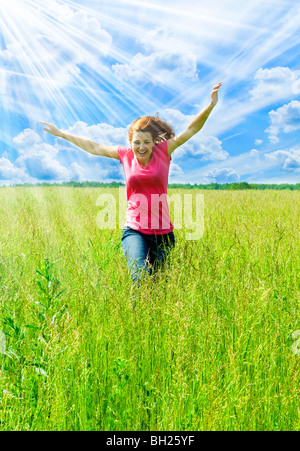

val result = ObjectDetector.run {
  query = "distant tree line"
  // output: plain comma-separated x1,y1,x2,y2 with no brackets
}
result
168,182,300,190
3,181,300,190
8,181,125,188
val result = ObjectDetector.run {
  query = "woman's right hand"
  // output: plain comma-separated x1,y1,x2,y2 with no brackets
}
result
39,121,63,137
210,82,222,106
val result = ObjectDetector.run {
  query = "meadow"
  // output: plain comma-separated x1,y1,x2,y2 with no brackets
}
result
0,187,299,431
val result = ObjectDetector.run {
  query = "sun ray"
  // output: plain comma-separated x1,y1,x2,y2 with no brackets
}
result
1,0,170,129
1,0,299,186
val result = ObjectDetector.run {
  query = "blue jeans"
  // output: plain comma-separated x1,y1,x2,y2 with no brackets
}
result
121,226,175,284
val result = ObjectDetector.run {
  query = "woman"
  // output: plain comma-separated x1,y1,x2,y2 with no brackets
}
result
40,82,221,286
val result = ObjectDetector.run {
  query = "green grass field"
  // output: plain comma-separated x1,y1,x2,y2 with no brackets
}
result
0,187,299,431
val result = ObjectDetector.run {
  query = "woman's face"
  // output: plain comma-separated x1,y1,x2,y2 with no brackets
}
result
131,131,155,165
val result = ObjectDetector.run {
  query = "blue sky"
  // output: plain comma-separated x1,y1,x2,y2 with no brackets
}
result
0,0,299,185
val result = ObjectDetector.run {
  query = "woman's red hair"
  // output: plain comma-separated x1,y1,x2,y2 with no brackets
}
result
128,114,175,144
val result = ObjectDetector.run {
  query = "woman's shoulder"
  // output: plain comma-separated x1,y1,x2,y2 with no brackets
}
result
154,140,170,160
118,146,133,162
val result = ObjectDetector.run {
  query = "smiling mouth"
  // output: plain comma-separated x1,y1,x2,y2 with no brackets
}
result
137,150,147,155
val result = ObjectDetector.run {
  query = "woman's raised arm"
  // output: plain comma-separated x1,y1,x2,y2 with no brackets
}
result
39,121,119,159
167,82,222,156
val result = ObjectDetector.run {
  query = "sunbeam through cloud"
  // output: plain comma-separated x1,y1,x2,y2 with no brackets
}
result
0,0,299,185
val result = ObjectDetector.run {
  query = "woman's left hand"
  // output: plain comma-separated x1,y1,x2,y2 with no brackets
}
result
211,82,222,106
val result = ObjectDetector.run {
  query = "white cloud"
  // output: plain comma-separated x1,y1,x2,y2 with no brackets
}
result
0,0,113,99
11,126,125,183
23,154,71,180
69,161,116,182
186,135,228,161
13,128,70,181
65,121,127,146
250,67,300,102
265,100,300,143
169,162,184,178
0,157,25,180
70,162,88,182
113,50,198,86
139,26,197,55
292,79,300,95
204,167,240,184
161,108,228,161
63,118,228,164
112,24,200,88
266,147,300,171
207,65,300,140
13,129,42,148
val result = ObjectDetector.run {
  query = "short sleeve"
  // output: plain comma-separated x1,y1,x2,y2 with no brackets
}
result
117,146,130,164
155,140,171,161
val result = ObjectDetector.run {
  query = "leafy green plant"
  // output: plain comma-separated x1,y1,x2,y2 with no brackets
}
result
0,187,299,431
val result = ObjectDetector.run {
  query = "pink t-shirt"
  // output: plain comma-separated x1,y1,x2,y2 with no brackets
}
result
118,140,174,235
